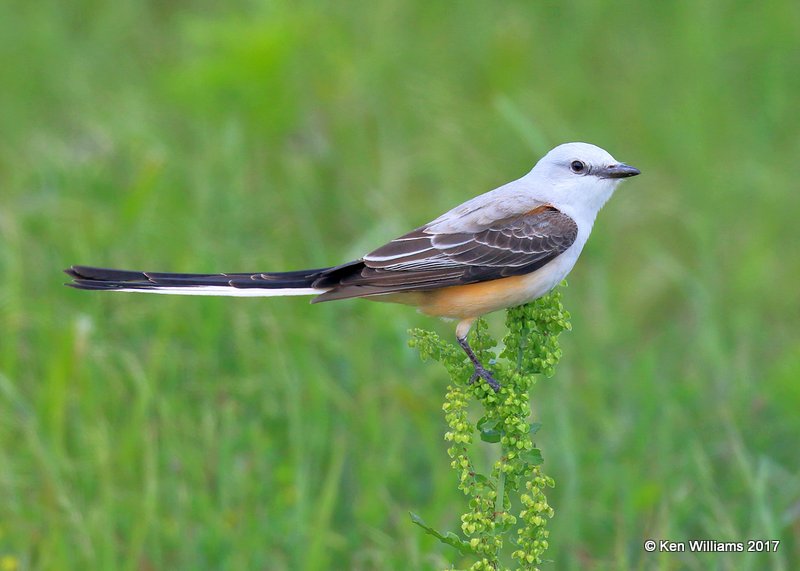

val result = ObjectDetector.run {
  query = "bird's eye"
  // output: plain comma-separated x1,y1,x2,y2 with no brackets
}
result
570,160,586,174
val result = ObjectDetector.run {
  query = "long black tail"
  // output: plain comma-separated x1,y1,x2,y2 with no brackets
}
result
65,265,331,297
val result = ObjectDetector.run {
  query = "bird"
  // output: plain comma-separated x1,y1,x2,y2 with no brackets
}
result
65,142,640,391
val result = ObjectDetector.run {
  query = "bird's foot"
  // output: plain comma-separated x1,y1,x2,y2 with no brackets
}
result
469,364,501,392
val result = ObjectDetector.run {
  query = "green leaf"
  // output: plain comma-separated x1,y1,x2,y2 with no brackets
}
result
479,427,502,443
529,422,542,435
520,448,544,466
476,415,500,431
473,473,491,486
477,415,504,442
409,512,478,556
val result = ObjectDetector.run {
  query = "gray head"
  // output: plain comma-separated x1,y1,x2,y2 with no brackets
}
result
528,142,640,215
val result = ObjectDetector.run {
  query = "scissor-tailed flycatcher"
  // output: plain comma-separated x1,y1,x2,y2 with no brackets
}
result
66,142,640,390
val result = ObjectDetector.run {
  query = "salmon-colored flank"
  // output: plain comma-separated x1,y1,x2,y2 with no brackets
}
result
383,274,534,320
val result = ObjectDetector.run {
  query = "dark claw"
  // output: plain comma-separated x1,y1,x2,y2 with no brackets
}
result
468,365,501,392
457,334,502,392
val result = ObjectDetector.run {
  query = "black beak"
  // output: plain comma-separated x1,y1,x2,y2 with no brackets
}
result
599,163,641,179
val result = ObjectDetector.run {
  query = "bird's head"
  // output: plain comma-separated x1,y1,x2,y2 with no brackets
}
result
529,142,640,216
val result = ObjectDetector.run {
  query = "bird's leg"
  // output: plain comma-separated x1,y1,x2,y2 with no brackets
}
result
456,333,501,392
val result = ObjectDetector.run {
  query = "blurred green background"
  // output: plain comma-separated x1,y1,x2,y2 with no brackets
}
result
1,1,799,569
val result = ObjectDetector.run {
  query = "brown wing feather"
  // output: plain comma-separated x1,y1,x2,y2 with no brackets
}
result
312,205,577,302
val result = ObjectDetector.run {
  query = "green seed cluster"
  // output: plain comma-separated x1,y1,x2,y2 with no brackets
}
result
512,470,556,568
502,290,572,379
409,287,570,571
447,384,501,559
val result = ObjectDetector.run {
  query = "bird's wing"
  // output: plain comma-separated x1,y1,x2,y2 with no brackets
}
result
313,204,578,300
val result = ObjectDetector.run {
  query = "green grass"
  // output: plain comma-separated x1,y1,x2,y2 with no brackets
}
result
1,1,799,569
